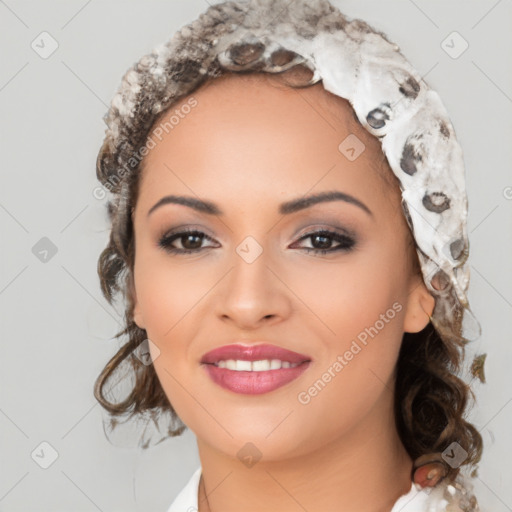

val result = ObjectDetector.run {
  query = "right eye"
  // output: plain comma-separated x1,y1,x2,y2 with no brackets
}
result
158,229,218,255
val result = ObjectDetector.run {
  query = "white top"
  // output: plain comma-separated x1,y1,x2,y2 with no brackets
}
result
167,467,454,511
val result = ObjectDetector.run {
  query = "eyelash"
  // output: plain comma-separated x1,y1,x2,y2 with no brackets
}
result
157,227,356,255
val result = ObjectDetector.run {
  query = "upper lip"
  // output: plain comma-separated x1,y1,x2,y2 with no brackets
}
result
200,343,312,365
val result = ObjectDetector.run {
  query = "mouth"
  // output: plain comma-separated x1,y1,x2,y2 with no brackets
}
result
200,343,312,395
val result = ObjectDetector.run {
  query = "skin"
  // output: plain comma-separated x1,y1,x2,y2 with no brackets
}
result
130,72,435,512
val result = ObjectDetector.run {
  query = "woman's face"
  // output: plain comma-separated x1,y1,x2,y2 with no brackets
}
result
130,73,434,461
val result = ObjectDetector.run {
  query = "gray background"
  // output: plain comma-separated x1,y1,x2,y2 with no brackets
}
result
1,0,511,510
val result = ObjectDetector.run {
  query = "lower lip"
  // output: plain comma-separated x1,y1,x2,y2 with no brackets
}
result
202,361,312,395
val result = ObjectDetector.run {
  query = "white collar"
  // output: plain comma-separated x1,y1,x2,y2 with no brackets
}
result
167,467,453,512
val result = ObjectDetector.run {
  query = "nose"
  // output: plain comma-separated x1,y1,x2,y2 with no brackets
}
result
213,247,292,330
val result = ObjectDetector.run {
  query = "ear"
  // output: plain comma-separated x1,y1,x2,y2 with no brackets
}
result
403,272,435,334
128,271,146,330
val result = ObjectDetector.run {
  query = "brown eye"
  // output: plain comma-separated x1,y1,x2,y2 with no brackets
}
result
158,229,217,254
293,230,356,255
157,228,356,256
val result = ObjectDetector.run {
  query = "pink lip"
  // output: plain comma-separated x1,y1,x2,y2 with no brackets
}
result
200,343,312,395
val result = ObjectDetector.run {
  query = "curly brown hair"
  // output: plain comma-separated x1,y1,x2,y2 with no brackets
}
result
93,3,483,485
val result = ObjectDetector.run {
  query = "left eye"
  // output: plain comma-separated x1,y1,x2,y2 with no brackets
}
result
291,229,356,254
158,229,356,255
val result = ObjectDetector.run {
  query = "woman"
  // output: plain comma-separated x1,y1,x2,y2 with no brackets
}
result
94,1,485,510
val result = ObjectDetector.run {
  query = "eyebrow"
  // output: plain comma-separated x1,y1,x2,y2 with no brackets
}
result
147,190,373,218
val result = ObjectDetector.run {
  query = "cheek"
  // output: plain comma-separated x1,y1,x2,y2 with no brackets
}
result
286,305,404,457
133,251,210,339
287,249,406,342
289,251,406,397
134,258,204,419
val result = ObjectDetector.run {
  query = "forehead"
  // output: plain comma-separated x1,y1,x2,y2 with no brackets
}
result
138,72,397,208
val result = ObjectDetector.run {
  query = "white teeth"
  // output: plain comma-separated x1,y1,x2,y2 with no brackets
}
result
270,359,282,370
214,359,302,371
235,360,252,371
252,360,270,371
225,359,237,370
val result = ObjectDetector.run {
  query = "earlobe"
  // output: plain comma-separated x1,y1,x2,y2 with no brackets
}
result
403,275,435,334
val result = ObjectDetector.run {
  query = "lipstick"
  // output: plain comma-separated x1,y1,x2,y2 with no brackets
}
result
200,343,312,395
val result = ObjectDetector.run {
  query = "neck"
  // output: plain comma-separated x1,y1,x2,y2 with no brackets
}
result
196,388,413,512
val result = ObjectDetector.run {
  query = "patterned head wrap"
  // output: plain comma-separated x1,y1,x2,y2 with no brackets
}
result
97,0,481,345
